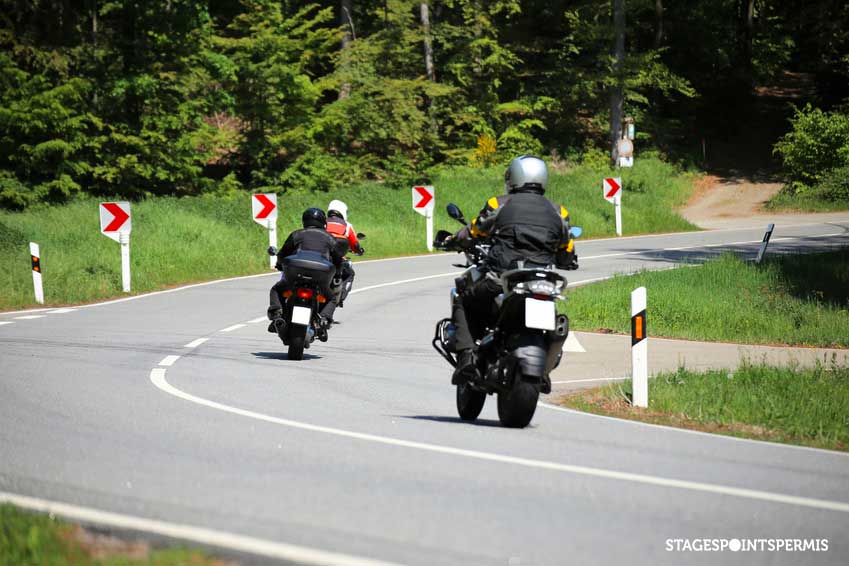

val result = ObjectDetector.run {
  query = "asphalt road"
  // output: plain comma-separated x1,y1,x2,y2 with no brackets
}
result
2,216,849,566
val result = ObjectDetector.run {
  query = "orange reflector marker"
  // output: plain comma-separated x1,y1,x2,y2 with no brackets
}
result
631,309,646,346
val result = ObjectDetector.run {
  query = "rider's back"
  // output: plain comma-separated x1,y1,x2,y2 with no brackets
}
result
486,192,564,271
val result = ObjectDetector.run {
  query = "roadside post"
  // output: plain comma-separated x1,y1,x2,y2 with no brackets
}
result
99,202,132,292
252,194,278,269
755,223,775,264
29,242,44,304
631,286,648,408
603,177,623,236
412,185,435,251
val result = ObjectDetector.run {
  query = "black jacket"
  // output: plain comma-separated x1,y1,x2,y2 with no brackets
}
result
276,227,344,270
461,191,572,272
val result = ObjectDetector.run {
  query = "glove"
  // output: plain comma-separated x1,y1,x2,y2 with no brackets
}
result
355,245,365,256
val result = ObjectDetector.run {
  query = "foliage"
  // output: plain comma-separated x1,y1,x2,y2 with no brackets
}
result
563,362,849,451
564,251,849,348
814,165,849,202
0,158,693,309
1,0,848,209
773,105,849,193
0,503,222,565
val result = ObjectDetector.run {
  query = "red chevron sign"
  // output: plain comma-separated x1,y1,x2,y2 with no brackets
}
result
99,202,131,242
603,177,622,203
252,193,278,225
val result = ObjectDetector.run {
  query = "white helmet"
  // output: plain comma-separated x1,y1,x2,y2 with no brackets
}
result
327,199,348,223
504,155,548,194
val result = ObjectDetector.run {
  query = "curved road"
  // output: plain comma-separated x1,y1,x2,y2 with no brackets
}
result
2,215,849,565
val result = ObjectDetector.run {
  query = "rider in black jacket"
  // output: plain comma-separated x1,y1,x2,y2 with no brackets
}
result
449,155,578,384
267,208,343,333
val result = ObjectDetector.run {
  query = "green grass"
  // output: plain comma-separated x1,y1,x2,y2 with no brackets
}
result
563,250,849,347
0,504,222,566
560,363,849,451
766,190,849,212
0,158,696,310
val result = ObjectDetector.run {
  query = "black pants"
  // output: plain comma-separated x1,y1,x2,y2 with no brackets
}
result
452,276,502,351
268,278,288,319
320,263,355,321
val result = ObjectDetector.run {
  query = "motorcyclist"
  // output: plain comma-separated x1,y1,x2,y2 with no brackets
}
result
322,199,364,323
267,207,344,336
448,155,578,384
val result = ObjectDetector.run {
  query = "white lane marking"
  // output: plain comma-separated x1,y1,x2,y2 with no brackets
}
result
73,272,277,310
220,324,246,333
581,231,848,261
538,403,849,458
14,315,46,320
183,338,209,348
562,333,586,353
349,272,461,295
150,368,849,514
0,307,52,317
247,316,268,323
159,355,180,367
0,321,13,326
552,377,627,384
49,308,76,314
0,491,395,566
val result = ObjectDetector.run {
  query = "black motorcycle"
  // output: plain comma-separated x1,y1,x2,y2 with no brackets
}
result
266,234,365,360
432,203,582,428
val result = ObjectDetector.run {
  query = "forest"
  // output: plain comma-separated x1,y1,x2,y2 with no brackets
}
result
1,0,848,209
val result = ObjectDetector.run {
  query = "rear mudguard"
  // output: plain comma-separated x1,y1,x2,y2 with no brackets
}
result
507,333,548,379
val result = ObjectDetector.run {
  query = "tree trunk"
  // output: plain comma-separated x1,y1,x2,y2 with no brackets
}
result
654,0,663,47
421,3,435,82
610,0,625,164
338,0,353,99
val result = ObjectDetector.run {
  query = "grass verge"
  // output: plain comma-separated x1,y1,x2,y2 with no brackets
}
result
766,190,849,212
0,158,695,310
563,250,849,348
0,503,226,566
556,363,849,451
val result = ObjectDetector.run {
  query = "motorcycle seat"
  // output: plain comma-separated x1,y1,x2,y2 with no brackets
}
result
281,251,335,274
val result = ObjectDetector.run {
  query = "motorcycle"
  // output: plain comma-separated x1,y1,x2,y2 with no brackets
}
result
431,203,583,428
266,233,366,360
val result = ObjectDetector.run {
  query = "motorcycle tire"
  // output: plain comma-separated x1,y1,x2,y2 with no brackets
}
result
456,382,486,421
288,326,306,361
496,380,539,428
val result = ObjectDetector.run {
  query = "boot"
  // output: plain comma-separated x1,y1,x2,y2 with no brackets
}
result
452,349,478,385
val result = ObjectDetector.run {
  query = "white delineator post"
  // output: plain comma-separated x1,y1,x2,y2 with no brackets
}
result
603,177,623,237
251,194,278,269
99,201,132,293
411,185,435,252
614,192,622,237
119,231,131,292
29,242,44,304
267,219,278,269
631,286,648,407
426,208,434,252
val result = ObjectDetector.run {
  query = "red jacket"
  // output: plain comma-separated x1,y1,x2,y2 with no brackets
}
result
326,217,360,255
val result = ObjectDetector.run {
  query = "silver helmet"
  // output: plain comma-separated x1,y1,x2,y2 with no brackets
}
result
504,155,548,194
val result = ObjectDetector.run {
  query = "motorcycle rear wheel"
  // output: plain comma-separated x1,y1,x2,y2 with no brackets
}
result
456,382,486,421
288,326,306,360
496,380,539,428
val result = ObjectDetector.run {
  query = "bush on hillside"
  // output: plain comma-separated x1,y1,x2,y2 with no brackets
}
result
773,105,849,193
813,165,849,202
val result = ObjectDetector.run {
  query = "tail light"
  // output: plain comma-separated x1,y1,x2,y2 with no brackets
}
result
296,288,314,300
532,294,555,301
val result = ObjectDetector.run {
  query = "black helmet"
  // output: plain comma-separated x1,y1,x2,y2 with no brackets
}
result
302,207,326,229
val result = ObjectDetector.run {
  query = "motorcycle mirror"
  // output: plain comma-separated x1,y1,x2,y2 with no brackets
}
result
356,233,366,240
267,246,278,256
571,226,583,239
446,203,467,225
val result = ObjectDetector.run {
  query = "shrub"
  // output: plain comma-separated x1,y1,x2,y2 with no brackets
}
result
814,165,849,202
773,105,849,193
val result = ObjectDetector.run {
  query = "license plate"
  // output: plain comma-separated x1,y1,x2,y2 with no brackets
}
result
525,298,555,330
291,306,311,326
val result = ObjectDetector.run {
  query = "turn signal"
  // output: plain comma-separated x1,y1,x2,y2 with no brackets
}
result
317,294,327,303
296,288,315,300
282,290,293,298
